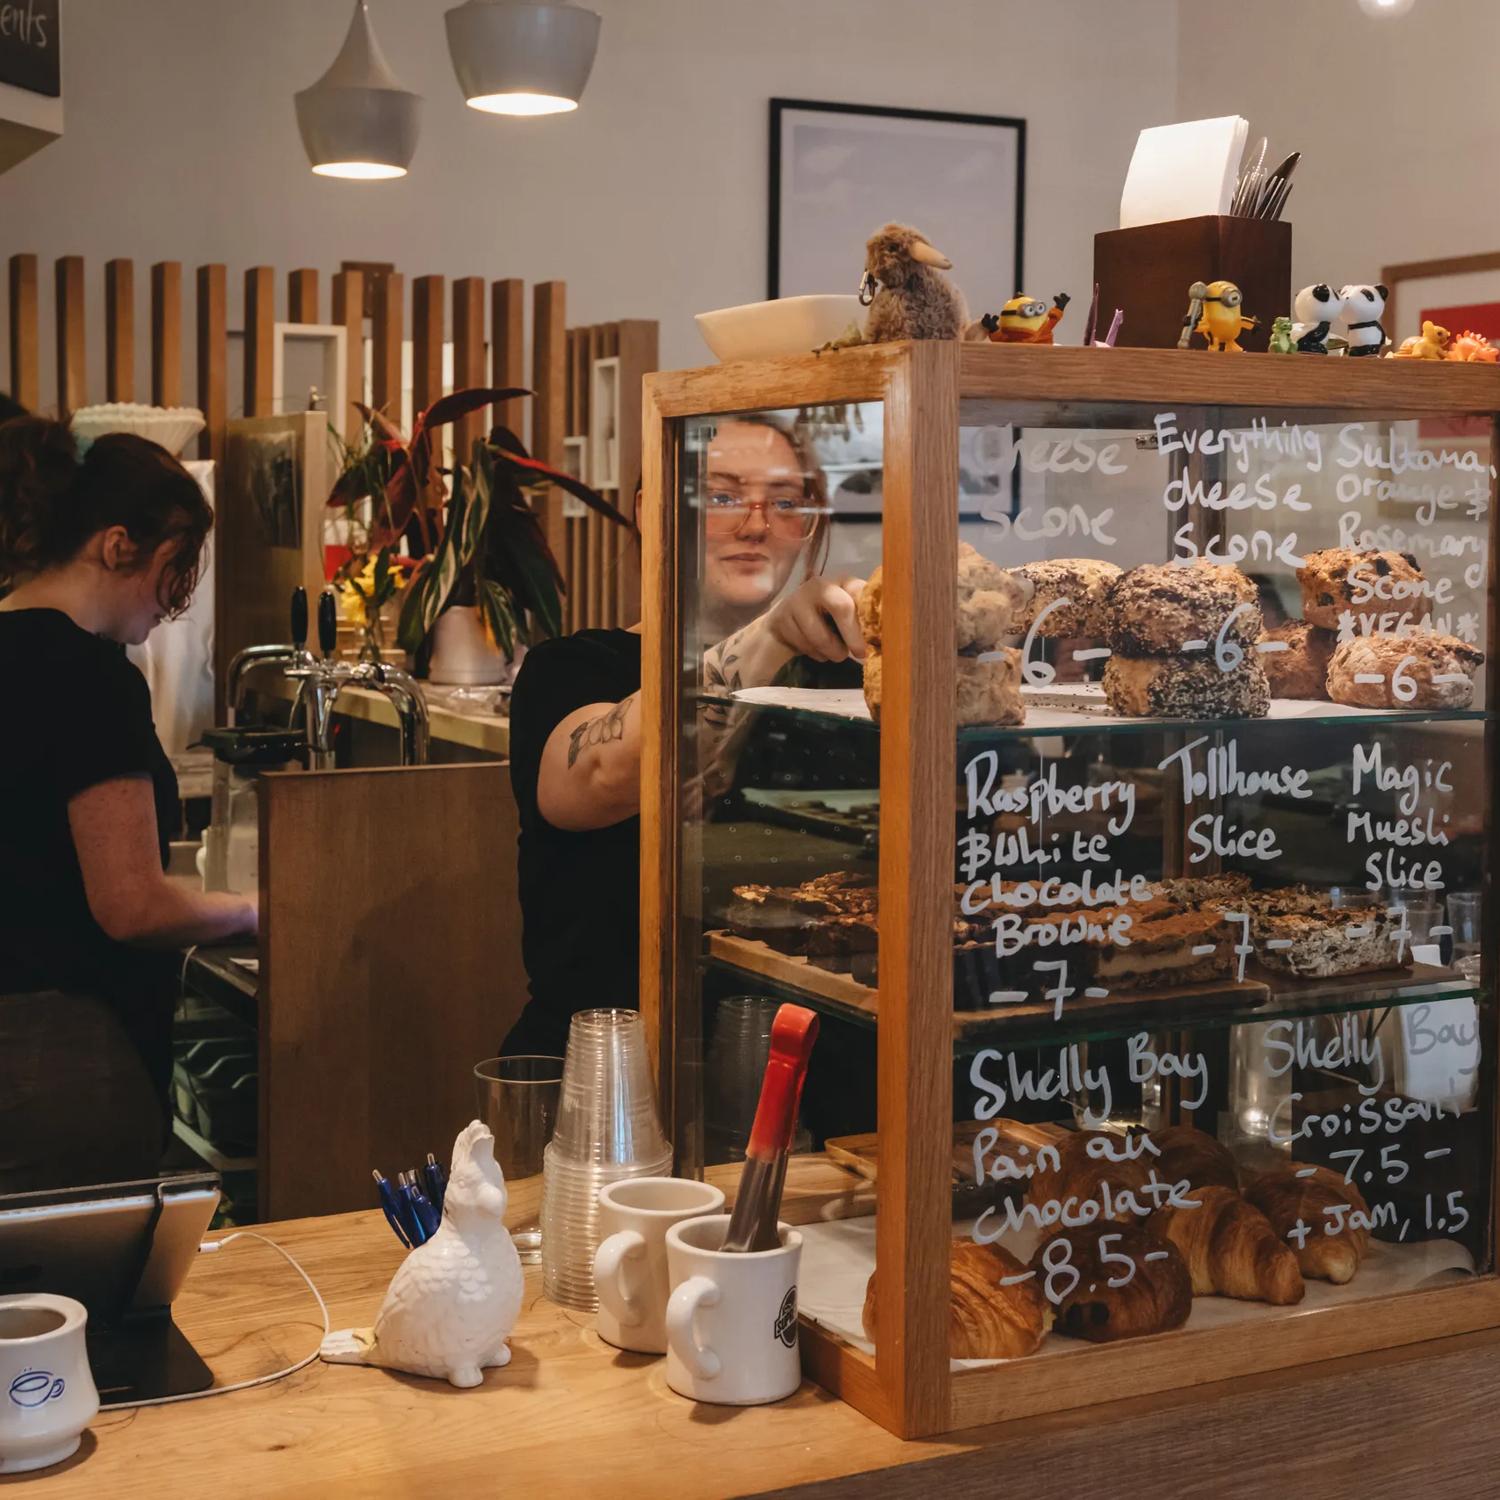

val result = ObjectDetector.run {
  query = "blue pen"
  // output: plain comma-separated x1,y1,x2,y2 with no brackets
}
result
395,1172,431,1245
405,1170,440,1240
372,1170,411,1249
422,1153,447,1217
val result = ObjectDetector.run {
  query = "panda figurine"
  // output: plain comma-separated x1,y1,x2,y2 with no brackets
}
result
1291,284,1343,354
1338,284,1389,356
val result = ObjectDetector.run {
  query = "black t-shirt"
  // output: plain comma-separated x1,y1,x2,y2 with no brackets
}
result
0,609,180,1092
506,628,642,1057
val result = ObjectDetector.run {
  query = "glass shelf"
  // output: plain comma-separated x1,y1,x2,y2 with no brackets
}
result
699,687,1493,743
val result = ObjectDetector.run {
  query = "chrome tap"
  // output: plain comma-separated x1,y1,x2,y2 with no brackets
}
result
226,585,315,725
285,588,431,768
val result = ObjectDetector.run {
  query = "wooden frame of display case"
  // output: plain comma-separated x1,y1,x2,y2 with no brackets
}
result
640,342,1500,1438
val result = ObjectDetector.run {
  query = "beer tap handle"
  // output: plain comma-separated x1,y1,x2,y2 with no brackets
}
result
290,585,308,650
317,588,338,660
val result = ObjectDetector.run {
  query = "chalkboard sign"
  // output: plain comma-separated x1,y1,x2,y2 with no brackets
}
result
0,0,60,99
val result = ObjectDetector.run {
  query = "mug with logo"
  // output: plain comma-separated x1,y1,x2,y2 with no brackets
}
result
663,1213,802,1406
593,1176,725,1354
0,1294,98,1474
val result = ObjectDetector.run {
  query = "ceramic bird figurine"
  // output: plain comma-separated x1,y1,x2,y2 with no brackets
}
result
321,1121,523,1387
861,223,968,342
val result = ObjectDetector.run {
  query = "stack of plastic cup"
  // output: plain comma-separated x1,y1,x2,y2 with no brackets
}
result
541,1009,673,1310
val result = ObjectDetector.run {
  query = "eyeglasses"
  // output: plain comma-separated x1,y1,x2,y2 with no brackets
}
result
701,485,826,540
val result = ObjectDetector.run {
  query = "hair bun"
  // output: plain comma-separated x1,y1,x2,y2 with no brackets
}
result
0,415,82,582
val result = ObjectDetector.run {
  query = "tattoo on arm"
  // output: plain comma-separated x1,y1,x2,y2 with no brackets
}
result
567,696,635,768
704,625,753,694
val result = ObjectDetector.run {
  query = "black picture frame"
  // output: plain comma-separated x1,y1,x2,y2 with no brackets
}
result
768,97,1026,304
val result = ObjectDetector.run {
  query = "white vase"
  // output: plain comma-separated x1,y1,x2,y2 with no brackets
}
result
427,605,508,687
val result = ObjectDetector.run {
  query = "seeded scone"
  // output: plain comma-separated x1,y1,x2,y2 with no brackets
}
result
1258,621,1336,700
1010,558,1122,637
864,643,1024,727
1296,548,1424,630
1102,654,1271,719
1326,633,1484,709
857,544,1026,653
1105,560,1262,657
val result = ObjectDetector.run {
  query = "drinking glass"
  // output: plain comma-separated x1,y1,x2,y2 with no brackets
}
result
1447,891,1482,968
1400,901,1444,963
475,1054,564,1263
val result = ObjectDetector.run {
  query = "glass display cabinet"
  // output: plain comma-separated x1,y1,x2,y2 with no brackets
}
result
639,342,1499,1438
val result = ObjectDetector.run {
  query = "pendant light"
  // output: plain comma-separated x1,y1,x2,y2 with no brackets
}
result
444,1,602,118
295,0,421,180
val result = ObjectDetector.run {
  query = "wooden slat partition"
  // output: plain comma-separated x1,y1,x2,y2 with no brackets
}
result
586,323,606,628
54,255,85,414
196,264,227,462
287,268,319,324
533,281,567,554
259,763,529,1220
7,253,39,411
452,275,486,460
564,325,584,632
412,273,444,417
614,319,657,622
490,276,525,439
243,266,274,417
330,268,364,440
371,270,403,421
150,261,182,408
104,258,134,402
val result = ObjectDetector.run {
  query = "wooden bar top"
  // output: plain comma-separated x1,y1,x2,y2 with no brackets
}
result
22,1205,1500,1499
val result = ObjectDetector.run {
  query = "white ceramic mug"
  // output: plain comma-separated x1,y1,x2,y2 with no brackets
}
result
663,1214,802,1406
0,1294,98,1474
593,1177,725,1354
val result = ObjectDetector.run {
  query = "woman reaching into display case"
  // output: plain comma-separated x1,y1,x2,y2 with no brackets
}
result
504,414,865,1056
0,415,259,1192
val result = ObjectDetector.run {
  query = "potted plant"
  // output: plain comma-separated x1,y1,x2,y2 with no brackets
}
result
328,387,630,682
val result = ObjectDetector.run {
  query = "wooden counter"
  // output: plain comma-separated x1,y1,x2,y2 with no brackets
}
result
24,1200,1500,1499
257,675,508,757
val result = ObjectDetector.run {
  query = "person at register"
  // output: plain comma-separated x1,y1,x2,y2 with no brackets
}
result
0,415,258,1192
505,414,864,1057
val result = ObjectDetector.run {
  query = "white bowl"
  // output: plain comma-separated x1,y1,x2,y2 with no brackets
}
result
695,295,865,363
70,403,206,458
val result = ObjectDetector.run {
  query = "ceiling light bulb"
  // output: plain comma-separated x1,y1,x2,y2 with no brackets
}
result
1357,0,1416,16
445,2,601,117
295,1,421,180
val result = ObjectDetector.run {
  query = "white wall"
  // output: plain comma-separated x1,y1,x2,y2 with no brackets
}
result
1175,0,1500,333
0,0,1179,408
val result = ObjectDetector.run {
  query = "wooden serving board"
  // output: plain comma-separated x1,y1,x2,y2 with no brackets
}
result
827,1118,1070,1187
706,931,1272,1034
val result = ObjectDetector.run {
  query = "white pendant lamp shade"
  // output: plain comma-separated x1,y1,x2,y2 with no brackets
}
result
444,1,602,117
295,1,421,179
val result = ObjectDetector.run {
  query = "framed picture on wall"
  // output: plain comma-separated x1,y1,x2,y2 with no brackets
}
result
768,99,1026,312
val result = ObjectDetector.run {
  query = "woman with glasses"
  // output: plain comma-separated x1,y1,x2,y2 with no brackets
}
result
503,414,864,1056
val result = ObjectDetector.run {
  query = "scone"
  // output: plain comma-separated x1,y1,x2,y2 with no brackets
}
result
1326,633,1484,709
1102,654,1271,719
1259,621,1336,700
1297,548,1424,630
1105,560,1261,657
856,544,1026,653
1010,558,1122,637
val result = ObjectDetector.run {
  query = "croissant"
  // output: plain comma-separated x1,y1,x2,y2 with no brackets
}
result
864,1239,1048,1360
1244,1164,1370,1285
1024,1130,1151,1224
1144,1124,1239,1192
1029,1221,1191,1343
1151,1185,1304,1305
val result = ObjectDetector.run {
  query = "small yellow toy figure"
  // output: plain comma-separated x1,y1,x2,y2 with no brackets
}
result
980,292,1070,344
1186,279,1258,353
1391,320,1452,360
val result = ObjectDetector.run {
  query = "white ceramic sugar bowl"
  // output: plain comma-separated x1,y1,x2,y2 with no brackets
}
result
0,1294,99,1474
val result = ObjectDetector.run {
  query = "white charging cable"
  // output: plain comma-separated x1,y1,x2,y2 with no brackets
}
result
106,1231,329,1410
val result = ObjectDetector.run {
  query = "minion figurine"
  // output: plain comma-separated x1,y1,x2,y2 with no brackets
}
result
1188,279,1258,353
980,292,1070,345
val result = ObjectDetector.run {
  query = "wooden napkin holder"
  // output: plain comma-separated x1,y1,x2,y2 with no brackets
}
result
1092,215,1292,354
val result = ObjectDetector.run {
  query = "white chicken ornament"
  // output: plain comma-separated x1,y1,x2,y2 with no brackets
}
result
321,1120,523,1387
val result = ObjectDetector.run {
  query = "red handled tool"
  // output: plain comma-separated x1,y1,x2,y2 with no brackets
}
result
721,1004,819,1253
